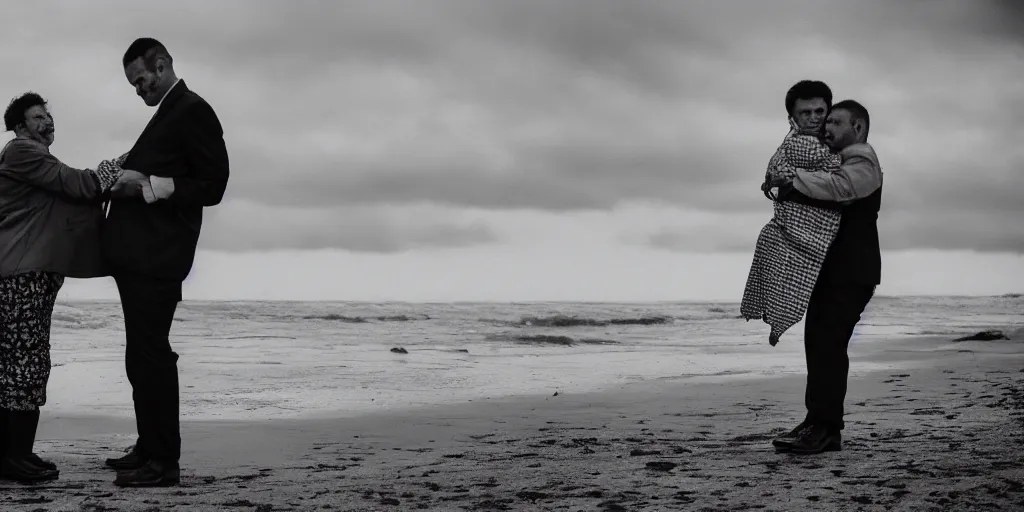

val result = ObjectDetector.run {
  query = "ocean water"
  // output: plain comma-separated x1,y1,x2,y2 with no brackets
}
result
45,295,1024,421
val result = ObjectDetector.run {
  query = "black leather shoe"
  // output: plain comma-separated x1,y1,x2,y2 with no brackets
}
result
788,424,842,454
772,420,811,451
27,453,57,471
0,456,59,483
113,460,180,487
105,447,148,471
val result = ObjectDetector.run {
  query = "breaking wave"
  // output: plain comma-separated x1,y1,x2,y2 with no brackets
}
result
301,314,431,322
484,334,620,346
514,315,672,327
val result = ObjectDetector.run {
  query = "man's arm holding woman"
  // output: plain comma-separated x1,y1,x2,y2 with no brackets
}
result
772,143,883,207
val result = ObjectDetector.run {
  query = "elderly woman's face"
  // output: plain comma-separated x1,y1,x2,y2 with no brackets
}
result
21,105,54,146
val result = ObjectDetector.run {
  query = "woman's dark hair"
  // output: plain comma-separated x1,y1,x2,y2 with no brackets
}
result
4,92,47,132
784,80,833,115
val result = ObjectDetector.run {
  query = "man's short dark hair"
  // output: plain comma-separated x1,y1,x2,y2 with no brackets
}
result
785,80,833,115
4,92,47,132
123,37,173,71
832,99,870,139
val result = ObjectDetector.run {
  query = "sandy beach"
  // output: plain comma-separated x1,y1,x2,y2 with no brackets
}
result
1,330,1022,511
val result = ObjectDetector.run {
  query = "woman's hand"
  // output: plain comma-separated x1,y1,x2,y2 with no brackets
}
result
109,169,148,198
768,165,796,186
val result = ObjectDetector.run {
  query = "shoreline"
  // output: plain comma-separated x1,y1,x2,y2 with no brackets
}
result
51,292,1024,305
38,332,1012,430
47,331,1008,424
44,330,991,424
45,296,1024,424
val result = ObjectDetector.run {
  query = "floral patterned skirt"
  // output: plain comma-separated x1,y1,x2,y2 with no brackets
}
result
0,271,64,411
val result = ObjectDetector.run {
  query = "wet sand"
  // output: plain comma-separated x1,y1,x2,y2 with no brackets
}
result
3,333,1023,511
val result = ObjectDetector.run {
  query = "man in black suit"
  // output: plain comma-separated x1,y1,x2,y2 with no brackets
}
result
768,99,883,454
102,38,229,487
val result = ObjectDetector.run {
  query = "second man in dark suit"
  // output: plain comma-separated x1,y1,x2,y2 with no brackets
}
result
102,38,230,487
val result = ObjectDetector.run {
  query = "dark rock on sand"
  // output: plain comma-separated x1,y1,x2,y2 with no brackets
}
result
645,461,677,471
222,500,264,508
954,330,1010,342
629,449,661,456
515,490,550,502
12,496,52,504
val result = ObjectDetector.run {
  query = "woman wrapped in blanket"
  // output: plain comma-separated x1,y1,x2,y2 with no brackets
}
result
0,92,143,482
741,80,842,346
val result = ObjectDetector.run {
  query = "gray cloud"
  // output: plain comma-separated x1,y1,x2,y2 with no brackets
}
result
644,228,758,254
643,209,1024,254
198,203,496,253
230,135,760,213
880,211,1024,253
2,0,1021,252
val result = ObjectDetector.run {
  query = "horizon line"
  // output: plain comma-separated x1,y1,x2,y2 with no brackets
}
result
56,292,1021,304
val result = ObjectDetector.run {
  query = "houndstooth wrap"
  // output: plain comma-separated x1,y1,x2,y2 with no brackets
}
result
741,132,842,346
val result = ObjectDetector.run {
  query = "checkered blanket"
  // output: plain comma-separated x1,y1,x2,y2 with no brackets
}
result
741,132,842,346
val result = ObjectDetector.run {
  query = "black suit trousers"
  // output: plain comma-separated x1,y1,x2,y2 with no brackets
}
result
803,277,875,431
114,273,182,462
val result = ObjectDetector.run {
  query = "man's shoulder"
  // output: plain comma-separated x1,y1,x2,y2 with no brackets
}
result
840,142,877,159
178,84,215,108
178,90,206,109
177,89,221,123
840,143,881,167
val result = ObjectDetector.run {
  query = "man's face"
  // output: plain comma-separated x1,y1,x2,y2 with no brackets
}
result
124,58,164,107
824,109,856,150
791,97,828,133
21,105,54,146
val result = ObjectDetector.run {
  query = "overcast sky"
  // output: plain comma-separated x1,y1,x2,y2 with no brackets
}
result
4,0,1022,301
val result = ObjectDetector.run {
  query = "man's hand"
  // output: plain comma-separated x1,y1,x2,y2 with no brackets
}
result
110,169,149,198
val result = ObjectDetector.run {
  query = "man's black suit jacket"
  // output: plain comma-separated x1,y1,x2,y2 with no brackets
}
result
778,183,882,287
102,80,229,282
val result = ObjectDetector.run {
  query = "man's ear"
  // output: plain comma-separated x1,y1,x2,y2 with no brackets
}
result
853,119,865,137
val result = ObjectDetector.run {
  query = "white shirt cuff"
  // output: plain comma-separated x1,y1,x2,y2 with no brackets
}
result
149,176,175,200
